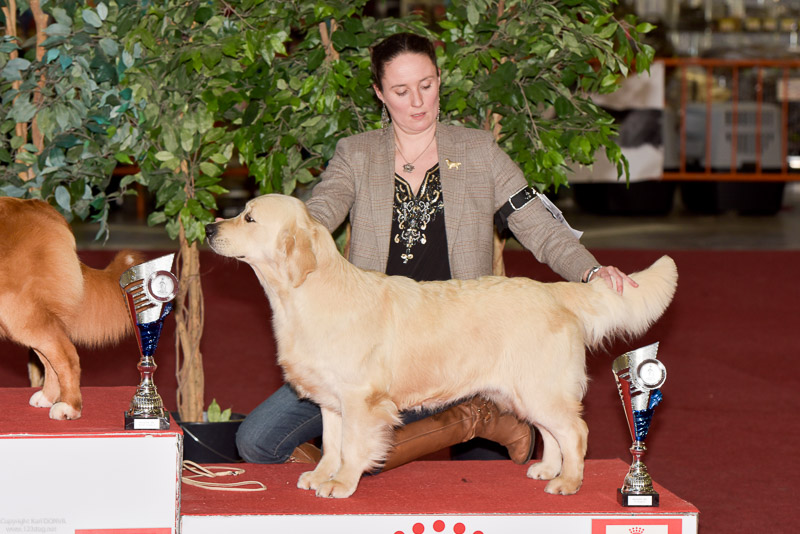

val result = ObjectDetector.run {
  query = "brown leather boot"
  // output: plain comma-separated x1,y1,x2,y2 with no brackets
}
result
381,396,534,471
286,442,322,464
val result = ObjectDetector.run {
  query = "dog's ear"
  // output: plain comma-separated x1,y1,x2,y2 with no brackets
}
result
283,225,317,288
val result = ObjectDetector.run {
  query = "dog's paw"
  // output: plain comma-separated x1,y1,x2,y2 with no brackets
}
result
527,461,560,481
49,402,81,420
315,479,356,499
544,475,582,495
297,470,329,491
29,390,54,408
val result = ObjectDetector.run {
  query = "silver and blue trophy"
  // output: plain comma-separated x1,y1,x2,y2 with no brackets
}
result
612,342,667,507
119,254,178,430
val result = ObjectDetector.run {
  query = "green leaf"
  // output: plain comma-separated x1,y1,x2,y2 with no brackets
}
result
115,152,133,164
45,23,72,37
10,100,36,123
187,198,209,221
164,197,184,217
554,96,573,118
636,22,656,34
196,189,218,210
55,186,71,211
165,217,180,239
467,3,480,26
199,162,221,177
209,152,230,165
51,7,73,27
207,399,221,422
99,38,118,57
45,48,60,64
2,58,31,81
82,9,103,28
295,168,314,183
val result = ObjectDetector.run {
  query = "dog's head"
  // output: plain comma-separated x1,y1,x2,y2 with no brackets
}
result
206,194,318,288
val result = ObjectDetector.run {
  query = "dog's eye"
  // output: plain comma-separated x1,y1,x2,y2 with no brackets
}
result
244,213,255,223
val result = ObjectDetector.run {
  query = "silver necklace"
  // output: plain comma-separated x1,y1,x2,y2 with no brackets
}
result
395,133,436,173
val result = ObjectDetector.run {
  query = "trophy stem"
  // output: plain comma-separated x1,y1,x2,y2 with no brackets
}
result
618,440,659,506
125,353,169,430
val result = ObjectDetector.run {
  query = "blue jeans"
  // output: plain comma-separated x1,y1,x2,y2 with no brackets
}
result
236,383,441,463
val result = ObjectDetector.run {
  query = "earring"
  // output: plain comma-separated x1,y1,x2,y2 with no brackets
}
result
381,104,390,129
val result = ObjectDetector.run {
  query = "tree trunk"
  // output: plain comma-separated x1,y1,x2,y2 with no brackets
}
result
492,232,506,276
29,0,49,153
174,222,205,422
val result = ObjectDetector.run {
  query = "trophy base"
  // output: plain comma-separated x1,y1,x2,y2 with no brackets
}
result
125,412,170,430
618,488,659,507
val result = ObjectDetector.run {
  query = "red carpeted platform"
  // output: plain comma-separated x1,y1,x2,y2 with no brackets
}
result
180,459,698,533
0,386,177,435
0,387,698,534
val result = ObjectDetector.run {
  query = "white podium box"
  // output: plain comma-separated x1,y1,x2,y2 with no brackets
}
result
182,514,697,533
0,387,182,534
180,460,698,534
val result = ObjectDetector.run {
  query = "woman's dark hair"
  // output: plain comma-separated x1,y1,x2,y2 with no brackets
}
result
370,33,437,90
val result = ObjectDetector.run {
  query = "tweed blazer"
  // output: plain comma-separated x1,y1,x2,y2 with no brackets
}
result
305,123,598,282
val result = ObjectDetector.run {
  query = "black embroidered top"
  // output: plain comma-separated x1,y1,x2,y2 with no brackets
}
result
385,163,451,282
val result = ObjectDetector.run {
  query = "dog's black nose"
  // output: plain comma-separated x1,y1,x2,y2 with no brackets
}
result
205,223,217,239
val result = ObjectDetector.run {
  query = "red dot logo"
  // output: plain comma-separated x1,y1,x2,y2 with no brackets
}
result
393,519,484,534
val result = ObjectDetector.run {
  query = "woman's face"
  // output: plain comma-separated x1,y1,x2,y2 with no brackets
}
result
374,52,440,135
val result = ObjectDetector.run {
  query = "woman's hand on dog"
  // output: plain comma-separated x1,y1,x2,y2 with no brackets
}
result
591,266,639,294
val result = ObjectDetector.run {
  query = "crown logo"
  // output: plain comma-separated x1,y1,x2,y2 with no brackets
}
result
629,527,645,534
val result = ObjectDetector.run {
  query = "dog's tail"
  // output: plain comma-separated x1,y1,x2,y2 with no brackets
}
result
574,255,678,349
67,251,144,347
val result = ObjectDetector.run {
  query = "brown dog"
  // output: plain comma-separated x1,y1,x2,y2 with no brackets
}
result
206,194,677,498
0,197,142,420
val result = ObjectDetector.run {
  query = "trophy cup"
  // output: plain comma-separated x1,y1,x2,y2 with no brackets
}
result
612,342,667,507
119,254,178,430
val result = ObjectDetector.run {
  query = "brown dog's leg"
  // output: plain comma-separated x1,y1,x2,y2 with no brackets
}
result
28,327,82,420
27,349,45,387
29,348,59,408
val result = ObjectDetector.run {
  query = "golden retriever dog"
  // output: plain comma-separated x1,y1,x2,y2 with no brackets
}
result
206,194,677,498
0,197,142,420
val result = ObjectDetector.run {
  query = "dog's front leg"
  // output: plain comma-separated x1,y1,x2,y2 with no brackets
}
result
315,396,395,499
297,406,342,491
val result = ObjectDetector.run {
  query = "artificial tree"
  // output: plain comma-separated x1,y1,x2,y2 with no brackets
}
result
1,0,139,236
113,0,246,423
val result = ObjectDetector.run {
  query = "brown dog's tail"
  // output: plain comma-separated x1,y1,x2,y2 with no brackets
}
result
577,255,678,349
67,251,144,347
